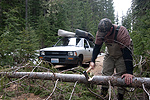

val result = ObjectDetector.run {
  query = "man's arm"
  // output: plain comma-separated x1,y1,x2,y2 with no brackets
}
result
90,44,102,69
121,47,134,85
122,47,133,74
91,44,102,63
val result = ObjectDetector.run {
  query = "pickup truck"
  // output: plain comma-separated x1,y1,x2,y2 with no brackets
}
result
38,29,95,66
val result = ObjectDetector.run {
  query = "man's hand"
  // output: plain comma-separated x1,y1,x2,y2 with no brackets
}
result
121,74,134,85
89,62,95,69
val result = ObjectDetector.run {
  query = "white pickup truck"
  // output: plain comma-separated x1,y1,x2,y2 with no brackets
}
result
38,29,95,66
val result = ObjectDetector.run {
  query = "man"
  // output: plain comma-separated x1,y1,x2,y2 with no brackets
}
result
89,18,134,100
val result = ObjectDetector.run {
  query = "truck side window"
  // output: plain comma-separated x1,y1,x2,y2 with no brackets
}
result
76,38,82,47
89,41,95,48
84,40,88,48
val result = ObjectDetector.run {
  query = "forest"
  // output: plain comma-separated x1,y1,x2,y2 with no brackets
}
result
0,0,149,67
0,0,150,99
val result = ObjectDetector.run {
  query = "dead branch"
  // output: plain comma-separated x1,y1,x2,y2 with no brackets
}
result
108,80,111,100
31,60,42,72
69,81,78,100
1,72,150,89
5,75,28,86
86,87,105,99
142,83,150,99
46,79,59,100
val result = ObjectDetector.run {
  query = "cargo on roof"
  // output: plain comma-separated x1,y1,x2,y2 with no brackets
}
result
58,29,94,41
58,29,76,37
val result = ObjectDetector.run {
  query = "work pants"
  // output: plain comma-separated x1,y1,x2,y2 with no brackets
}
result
102,54,126,94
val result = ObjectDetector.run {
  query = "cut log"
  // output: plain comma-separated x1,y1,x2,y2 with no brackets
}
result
1,72,150,89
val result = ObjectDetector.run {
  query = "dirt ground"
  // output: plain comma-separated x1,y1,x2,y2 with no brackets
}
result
2,56,104,100
90,55,104,76
11,93,44,100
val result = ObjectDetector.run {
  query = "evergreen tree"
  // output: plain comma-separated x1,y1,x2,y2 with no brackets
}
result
121,8,132,32
37,0,68,48
0,0,115,66
28,0,41,29
131,0,150,55
96,0,114,21
115,12,119,25
62,0,83,31
79,0,94,32
0,0,38,66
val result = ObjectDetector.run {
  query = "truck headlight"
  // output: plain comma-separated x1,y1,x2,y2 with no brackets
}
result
68,51,77,56
41,51,45,55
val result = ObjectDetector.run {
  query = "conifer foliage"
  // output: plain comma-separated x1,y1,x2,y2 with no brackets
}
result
0,0,115,66
131,0,150,56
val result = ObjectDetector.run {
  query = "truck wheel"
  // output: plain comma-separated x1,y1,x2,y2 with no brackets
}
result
77,56,83,67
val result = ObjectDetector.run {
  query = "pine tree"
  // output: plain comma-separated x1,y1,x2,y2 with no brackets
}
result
121,8,132,32
0,0,115,66
131,0,150,55
0,0,38,66
37,0,68,48
115,12,119,25
28,0,41,29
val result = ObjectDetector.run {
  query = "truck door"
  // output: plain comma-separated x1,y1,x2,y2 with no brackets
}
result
84,39,93,62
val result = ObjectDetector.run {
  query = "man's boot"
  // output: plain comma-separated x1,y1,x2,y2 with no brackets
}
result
117,93,124,100
101,87,108,97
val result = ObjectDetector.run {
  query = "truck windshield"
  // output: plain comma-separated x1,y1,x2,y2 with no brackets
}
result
55,37,82,46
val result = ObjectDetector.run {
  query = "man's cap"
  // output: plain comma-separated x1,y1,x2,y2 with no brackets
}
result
97,18,112,37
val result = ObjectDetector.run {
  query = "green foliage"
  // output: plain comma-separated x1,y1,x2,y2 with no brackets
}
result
121,8,132,32
0,0,115,66
1,1,150,99
0,7,23,66
0,26,38,66
28,0,41,29
131,0,150,56
0,76,4,92
36,0,69,48
121,0,150,58
0,1,38,66
126,0,150,78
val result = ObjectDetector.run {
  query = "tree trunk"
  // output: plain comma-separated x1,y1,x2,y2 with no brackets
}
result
1,72,150,89
25,0,28,30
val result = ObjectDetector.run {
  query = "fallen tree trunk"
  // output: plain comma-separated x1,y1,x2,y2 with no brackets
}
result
1,72,150,89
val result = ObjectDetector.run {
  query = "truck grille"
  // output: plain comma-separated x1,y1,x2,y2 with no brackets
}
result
45,51,68,56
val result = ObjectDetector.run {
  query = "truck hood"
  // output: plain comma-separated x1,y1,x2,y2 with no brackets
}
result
40,46,84,51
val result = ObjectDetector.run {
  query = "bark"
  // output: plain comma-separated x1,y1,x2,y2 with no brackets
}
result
1,72,150,89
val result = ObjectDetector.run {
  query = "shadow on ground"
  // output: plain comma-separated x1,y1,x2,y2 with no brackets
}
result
54,63,89,71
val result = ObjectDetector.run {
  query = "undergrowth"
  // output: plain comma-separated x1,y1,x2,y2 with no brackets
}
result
0,60,149,100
